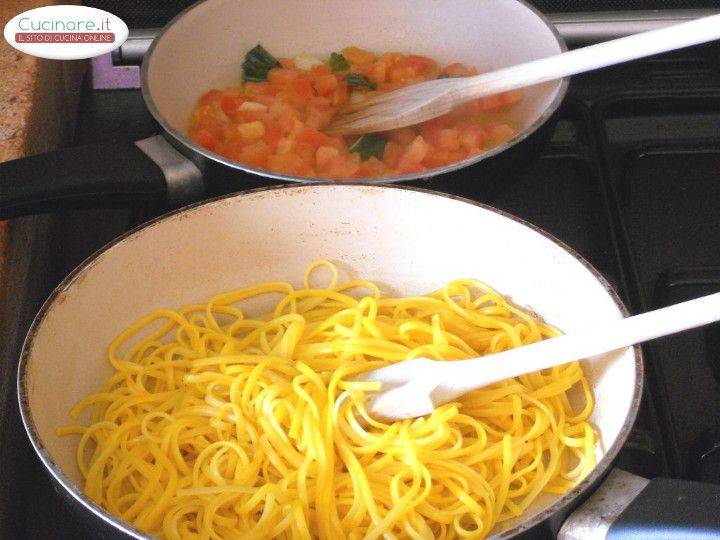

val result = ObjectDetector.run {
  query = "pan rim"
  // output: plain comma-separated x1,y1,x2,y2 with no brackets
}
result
17,182,643,539
139,0,570,184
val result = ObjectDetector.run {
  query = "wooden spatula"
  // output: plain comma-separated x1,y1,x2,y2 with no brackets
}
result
358,291,720,421
326,14,720,136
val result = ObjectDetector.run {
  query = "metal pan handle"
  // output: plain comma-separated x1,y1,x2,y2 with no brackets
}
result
0,135,203,219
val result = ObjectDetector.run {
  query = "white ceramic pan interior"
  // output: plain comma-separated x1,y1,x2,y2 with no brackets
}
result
20,185,641,538
143,0,567,178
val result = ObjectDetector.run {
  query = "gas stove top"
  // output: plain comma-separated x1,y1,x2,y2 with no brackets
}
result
1,15,720,540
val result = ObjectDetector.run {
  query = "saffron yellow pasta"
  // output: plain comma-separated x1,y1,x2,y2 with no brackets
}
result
58,261,596,539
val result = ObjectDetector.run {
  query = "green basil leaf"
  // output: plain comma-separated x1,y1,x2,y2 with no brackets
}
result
345,74,377,90
242,44,281,82
329,52,350,72
350,134,387,161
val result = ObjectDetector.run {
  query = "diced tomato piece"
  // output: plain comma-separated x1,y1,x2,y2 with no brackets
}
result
398,135,429,172
193,129,218,151
290,78,314,99
314,74,338,96
316,146,340,171
238,140,270,168
478,94,506,111
237,121,265,141
332,80,349,106
389,128,416,146
459,125,487,151
235,109,269,123
277,57,296,69
388,65,417,82
305,97,335,129
250,94,276,107
327,136,346,152
262,121,283,148
358,156,387,177
419,116,449,144
325,154,360,178
267,153,307,175
423,147,451,168
404,55,437,74
220,94,244,115
441,62,471,77
269,101,300,133
199,89,222,106
383,141,402,168
311,64,332,76
499,89,523,107
291,141,316,168
368,61,387,84
436,128,460,151
268,68,301,85
488,123,515,144
342,46,377,64
296,126,331,148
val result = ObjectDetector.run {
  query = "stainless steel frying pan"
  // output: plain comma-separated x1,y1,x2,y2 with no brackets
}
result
0,0,567,219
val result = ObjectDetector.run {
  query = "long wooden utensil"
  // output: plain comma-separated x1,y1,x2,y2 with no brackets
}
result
360,291,720,420
326,14,720,136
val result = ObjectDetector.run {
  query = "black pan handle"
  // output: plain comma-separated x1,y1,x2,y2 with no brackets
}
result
559,469,720,540
0,135,204,219
607,477,720,539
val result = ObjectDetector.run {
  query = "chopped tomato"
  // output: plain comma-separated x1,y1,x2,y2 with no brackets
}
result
238,140,270,168
199,89,222,106
478,94,506,111
193,129,218,151
404,55,437,74
237,121,265,141
368,61,387,84
436,129,460,151
277,57,296,69
316,146,340,171
312,64,332,76
290,78,314,101
220,94,244,115
291,141,316,168
358,156,387,177
459,125,487,152
398,135,429,172
314,74,338,96
488,123,515,144
189,47,523,178
297,126,331,148
441,62,471,77
262,122,283,148
389,128,416,146
382,141,402,168
267,153,307,175
268,68,300,85
342,46,376,64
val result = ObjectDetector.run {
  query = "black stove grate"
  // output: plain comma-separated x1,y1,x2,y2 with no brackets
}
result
84,1,720,29
2,30,720,540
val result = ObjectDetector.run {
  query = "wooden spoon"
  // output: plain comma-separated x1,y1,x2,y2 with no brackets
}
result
358,291,720,421
326,14,720,136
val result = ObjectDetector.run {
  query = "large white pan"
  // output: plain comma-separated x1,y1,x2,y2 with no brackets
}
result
0,0,566,218
18,184,642,538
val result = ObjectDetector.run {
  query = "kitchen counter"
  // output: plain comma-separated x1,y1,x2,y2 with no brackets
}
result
0,0,84,278
0,5,84,534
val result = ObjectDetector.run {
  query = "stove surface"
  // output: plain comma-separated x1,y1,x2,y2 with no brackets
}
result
1,42,720,539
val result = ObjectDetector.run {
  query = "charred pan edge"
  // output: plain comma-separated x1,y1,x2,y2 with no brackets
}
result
17,183,643,539
139,0,570,185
